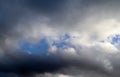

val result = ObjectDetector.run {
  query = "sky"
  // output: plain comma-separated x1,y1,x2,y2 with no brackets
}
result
1,0,120,77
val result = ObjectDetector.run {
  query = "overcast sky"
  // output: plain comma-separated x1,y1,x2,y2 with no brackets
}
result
1,0,120,77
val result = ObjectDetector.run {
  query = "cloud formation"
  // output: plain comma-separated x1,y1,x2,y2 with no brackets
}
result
0,0,120,77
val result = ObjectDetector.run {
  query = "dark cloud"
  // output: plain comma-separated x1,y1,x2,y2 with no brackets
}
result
0,0,67,39
23,0,66,13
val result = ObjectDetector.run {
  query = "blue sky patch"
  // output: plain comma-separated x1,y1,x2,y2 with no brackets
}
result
18,37,50,55
110,34,120,45
18,34,74,55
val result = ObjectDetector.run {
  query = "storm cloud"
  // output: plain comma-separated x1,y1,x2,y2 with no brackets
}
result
0,0,120,77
